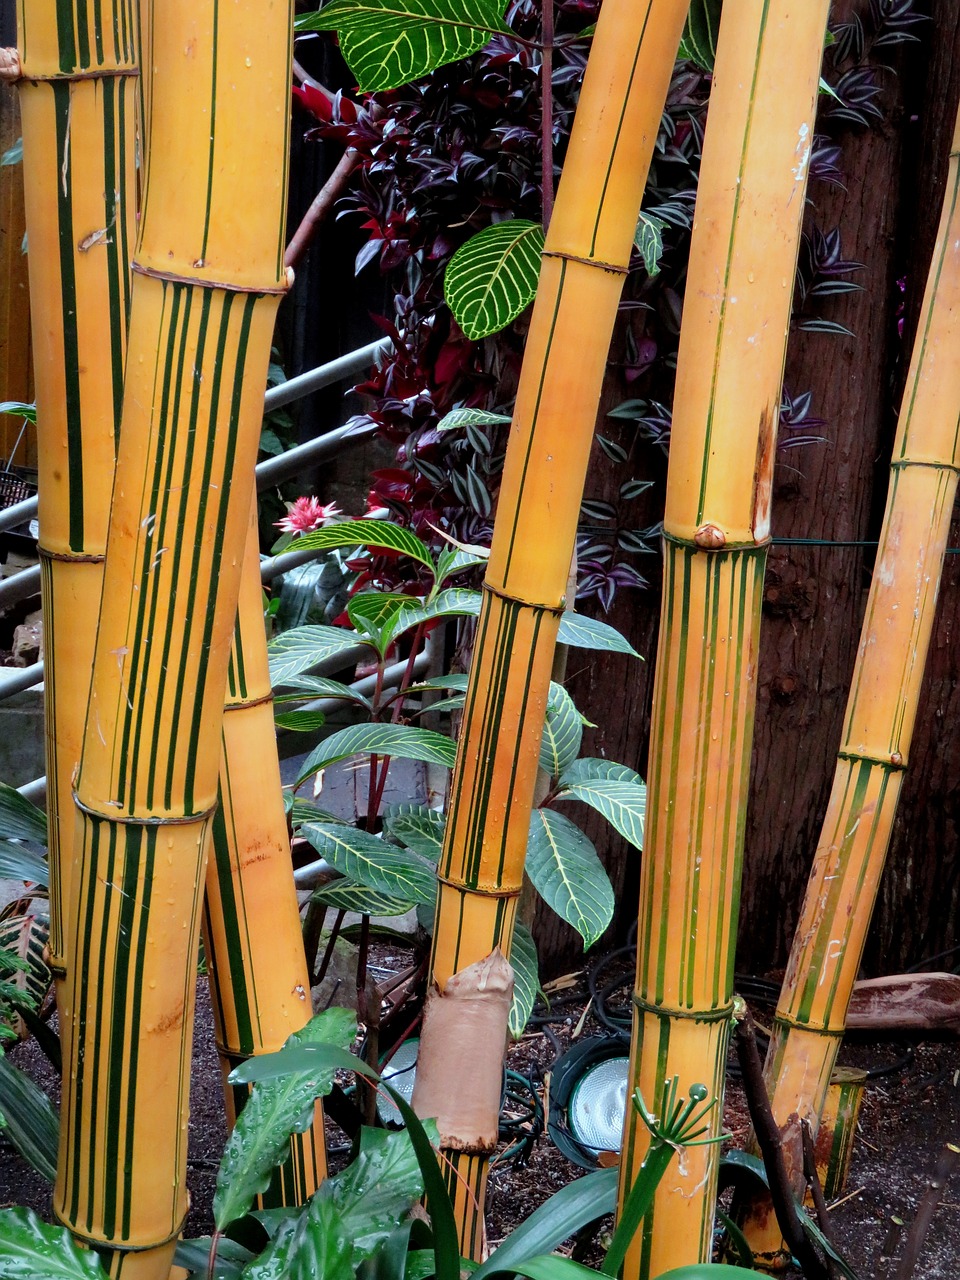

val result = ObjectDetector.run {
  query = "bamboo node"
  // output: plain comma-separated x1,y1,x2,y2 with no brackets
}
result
0,48,21,81
694,523,727,550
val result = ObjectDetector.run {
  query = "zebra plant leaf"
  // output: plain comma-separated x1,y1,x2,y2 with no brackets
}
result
0,1208,106,1278
274,710,328,733
540,683,584,778
273,675,373,709
296,0,509,93
311,878,415,917
301,823,438,906
0,909,51,1033
677,0,722,70
559,757,642,786
268,625,372,687
391,587,483,635
508,921,539,1038
283,519,435,572
445,220,545,339
556,612,640,656
555,780,647,851
436,407,512,432
295,723,457,788
0,1055,60,1183
383,803,446,861
526,810,613,949
634,211,668,277
214,1007,356,1230
0,783,48,846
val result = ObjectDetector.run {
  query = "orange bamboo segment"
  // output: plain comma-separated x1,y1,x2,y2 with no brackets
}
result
618,5,829,1276
743,107,960,1266
0,61,33,466
54,4,292,1271
420,0,690,1256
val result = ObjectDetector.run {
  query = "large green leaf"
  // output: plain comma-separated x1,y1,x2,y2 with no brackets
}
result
274,710,328,733
436,408,512,432
348,592,418,656
445,220,544,340
0,1053,58,1181
269,624,373,687
0,910,51,1028
383,803,446,862
0,843,48,887
242,1187,354,1280
556,613,640,656
634,211,668,277
508,921,539,1038
658,1270,754,1279
331,1126,425,1262
559,757,642,786
297,0,509,93
677,0,722,70
391,588,483,635
173,1237,253,1280
525,810,613,949
295,723,456,788
0,1207,107,1278
312,877,415,918
539,684,583,778
281,519,435,573
213,1007,356,1230
274,674,373,710
0,784,48,845
302,824,438,906
435,546,489,585
555,779,647,850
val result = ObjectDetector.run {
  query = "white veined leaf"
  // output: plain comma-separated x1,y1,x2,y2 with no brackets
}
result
555,779,647,851
0,783,48,846
274,710,328,733
295,723,457,788
436,407,512,432
283,520,435,575
383,803,446,861
268,625,373,687
677,0,721,70
444,220,545,340
508,921,539,1038
539,683,583,778
435,545,489,584
0,400,35,423
634,211,668,278
273,676,373,710
301,823,438,906
559,757,642,787
525,810,614,949
311,877,415,917
557,612,641,657
392,588,482,637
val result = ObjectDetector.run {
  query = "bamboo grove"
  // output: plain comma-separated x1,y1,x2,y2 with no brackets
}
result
3,1,960,1277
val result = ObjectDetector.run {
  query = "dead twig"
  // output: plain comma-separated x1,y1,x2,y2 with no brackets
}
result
285,150,362,270
801,1118,840,1280
892,1141,960,1280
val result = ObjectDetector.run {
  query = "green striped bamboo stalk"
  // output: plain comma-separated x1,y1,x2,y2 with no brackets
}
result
741,107,960,1268
13,0,138,994
617,5,829,1277
412,0,690,1258
53,5,293,1276
203,496,327,1200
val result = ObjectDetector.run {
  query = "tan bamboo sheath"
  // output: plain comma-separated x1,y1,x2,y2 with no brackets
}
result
203,496,327,1201
14,0,137,992
53,5,292,1276
417,0,690,1257
617,5,829,1277
742,108,960,1267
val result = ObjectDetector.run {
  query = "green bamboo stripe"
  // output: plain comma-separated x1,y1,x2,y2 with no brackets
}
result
441,592,551,887
432,884,513,979
98,280,258,815
52,81,84,551
208,764,257,1053
226,614,249,703
19,0,136,72
443,1153,486,1259
694,0,772,527
896,158,960,462
40,555,64,964
278,0,295,278
200,0,221,262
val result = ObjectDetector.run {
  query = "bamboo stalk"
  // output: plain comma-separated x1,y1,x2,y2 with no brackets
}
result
412,0,690,1258
742,107,960,1268
203,495,328,1201
53,5,293,1275
12,0,138,994
617,5,829,1277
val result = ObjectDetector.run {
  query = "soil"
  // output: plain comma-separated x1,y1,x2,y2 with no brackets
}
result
2,952,959,1279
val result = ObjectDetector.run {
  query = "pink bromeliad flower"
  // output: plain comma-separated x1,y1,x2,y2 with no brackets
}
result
275,496,343,535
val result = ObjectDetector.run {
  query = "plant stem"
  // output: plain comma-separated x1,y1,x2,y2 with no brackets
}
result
207,1230,222,1280
286,150,361,269
801,1119,840,1280
893,1142,960,1280
540,0,555,231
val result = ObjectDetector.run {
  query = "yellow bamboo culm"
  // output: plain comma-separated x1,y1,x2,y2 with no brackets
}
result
742,106,960,1268
13,0,138,992
617,6,829,1277
53,5,293,1276
203,496,327,1200
412,0,690,1258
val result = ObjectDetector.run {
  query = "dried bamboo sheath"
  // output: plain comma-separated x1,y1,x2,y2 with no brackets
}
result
745,109,960,1265
619,5,829,1277
419,0,690,1256
53,5,292,1273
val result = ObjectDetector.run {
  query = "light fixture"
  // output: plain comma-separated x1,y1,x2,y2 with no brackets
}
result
548,1034,631,1168
376,1036,420,1126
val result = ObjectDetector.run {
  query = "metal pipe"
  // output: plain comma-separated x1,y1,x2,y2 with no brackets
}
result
0,494,39,534
0,661,44,697
256,418,377,493
18,776,46,803
0,563,41,609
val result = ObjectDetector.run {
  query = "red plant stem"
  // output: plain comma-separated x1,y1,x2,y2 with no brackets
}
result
540,0,555,230
285,149,361,269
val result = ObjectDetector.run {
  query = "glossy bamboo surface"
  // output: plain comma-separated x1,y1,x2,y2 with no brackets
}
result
618,5,829,1276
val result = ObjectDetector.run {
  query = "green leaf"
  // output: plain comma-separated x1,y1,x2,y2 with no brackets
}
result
0,138,23,166
392,588,483,635
657,1270,754,1279
436,408,512,432
474,1169,617,1280
480,1258,598,1280
435,546,489,584
0,784,48,845
556,612,640,656
213,1008,356,1231
242,1186,354,1280
540,683,583,778
331,1125,426,1262
0,1208,107,1278
274,675,373,710
268,624,372,687
289,798,345,829
508,921,539,1038
296,0,509,93
0,843,48,887
405,674,469,697
559,757,641,786
295,723,457,788
302,824,438,906
383,803,446,861
311,878,415,917
0,1053,59,1182
173,1237,253,1280
282,519,435,574
0,400,35,423
274,710,328,733
555,780,647,850
445,221,544,340
0,911,51,1024
634,211,668,278
525,810,613,949
348,591,418,655
677,0,722,70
